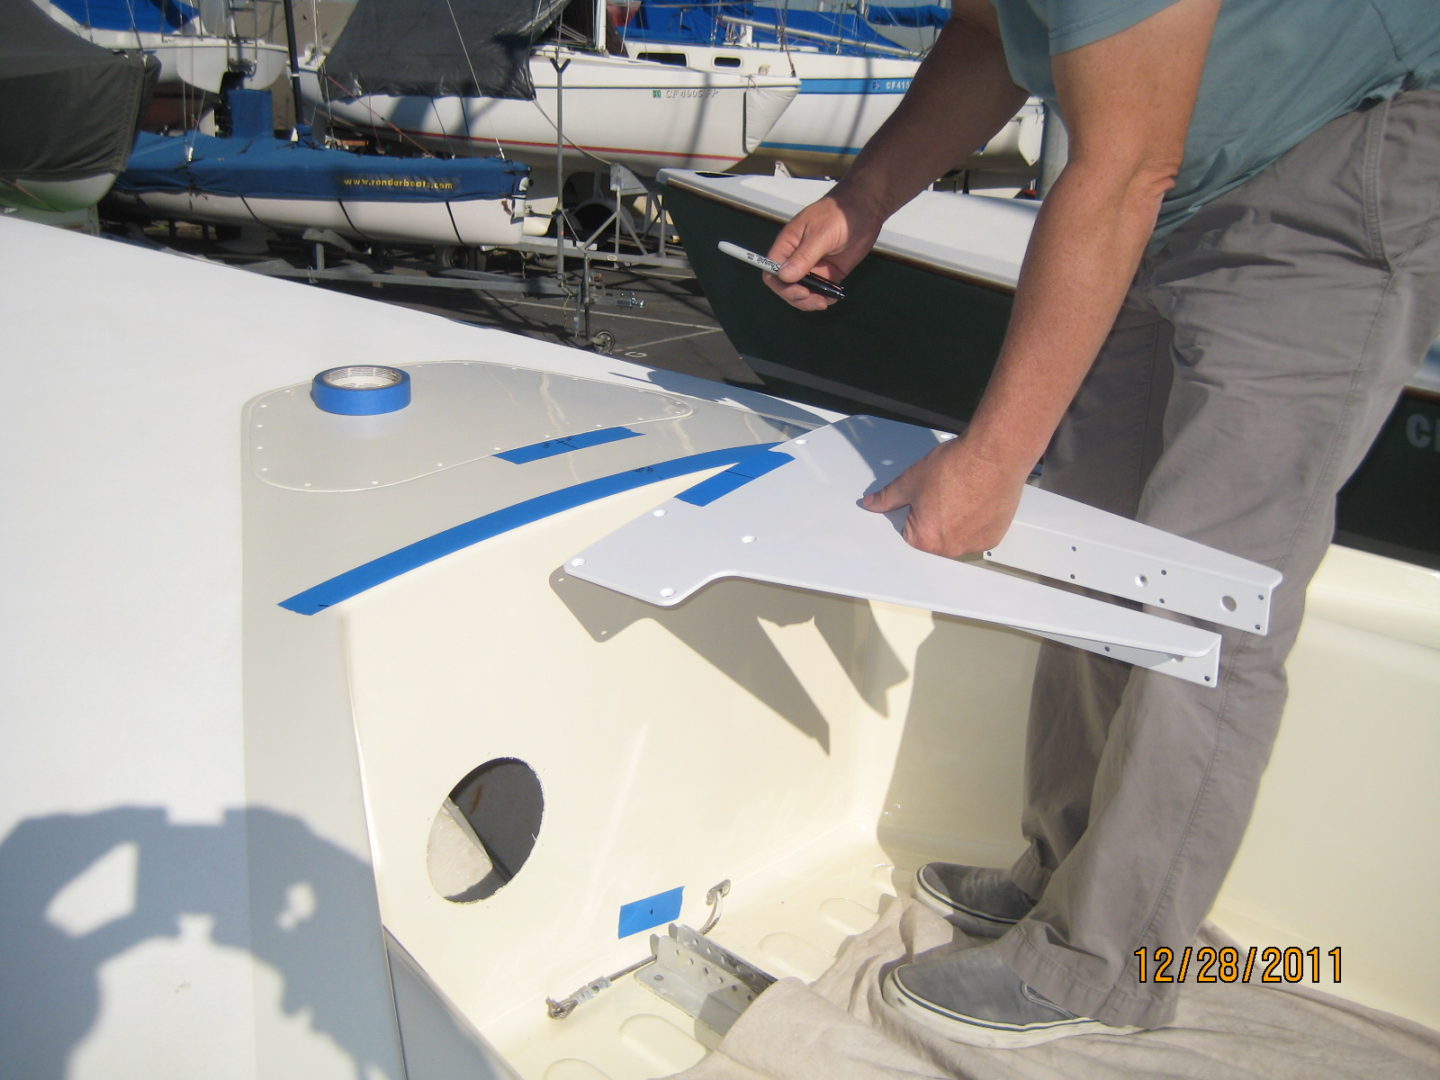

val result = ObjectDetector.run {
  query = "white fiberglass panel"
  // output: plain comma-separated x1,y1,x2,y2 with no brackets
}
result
247,362,693,492
566,416,1261,684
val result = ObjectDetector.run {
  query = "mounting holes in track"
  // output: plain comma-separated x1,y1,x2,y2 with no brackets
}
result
428,758,543,903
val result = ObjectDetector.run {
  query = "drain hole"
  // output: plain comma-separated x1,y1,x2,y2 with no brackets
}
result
428,758,543,903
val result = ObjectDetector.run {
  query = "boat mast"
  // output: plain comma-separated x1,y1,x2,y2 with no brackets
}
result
279,0,304,128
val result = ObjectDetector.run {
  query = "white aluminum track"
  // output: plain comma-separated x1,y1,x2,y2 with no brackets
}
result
567,416,1282,686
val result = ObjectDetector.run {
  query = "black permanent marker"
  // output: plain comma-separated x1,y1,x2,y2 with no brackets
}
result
718,240,846,301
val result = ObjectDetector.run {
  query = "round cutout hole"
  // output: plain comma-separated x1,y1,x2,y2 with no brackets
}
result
427,758,543,903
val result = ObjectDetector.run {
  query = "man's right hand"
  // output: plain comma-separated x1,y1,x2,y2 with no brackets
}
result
762,194,882,311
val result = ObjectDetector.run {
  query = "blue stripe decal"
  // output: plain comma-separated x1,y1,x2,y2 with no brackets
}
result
618,886,684,937
676,449,794,507
759,140,863,157
798,77,912,95
279,443,781,615
496,425,642,463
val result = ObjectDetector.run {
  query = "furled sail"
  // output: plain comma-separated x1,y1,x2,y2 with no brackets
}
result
322,0,571,101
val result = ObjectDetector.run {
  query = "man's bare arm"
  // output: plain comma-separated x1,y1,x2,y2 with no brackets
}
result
763,1,1027,311
864,0,1220,556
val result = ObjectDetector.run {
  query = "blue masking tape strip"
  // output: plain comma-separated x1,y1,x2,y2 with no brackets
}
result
495,426,642,464
676,450,794,507
279,443,782,615
618,886,684,938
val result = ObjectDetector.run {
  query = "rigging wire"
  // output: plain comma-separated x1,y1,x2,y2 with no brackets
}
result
440,0,487,103
435,0,511,160
321,71,437,156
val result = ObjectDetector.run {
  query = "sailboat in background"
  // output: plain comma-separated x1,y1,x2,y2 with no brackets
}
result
612,0,1042,182
298,0,800,188
37,0,290,127
108,88,540,247
613,0,924,178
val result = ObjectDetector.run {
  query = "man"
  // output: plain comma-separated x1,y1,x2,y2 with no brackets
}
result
764,0,1439,1050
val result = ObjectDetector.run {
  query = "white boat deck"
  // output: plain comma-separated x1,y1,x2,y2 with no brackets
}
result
3,215,1436,1079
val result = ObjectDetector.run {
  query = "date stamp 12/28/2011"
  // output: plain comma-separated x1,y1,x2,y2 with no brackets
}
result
1135,945,1342,984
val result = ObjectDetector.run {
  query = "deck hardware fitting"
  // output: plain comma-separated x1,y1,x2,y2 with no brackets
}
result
636,923,776,1036
545,880,731,1020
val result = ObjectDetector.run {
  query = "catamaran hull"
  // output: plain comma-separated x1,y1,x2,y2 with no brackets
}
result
304,51,799,176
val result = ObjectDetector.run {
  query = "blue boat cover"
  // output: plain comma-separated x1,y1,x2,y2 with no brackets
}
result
116,132,530,202
226,88,274,140
621,1,906,56
49,0,198,33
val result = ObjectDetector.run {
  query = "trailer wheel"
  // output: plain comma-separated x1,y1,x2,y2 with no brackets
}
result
436,245,473,270
590,331,616,355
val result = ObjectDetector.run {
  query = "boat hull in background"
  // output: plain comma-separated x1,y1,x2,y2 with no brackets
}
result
621,41,1043,183
303,49,799,177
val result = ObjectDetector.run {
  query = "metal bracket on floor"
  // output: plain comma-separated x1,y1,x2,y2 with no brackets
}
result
636,924,776,1037
546,880,732,1020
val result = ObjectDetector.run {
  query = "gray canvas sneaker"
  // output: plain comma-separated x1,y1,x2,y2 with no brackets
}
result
914,863,1035,938
882,942,1143,1049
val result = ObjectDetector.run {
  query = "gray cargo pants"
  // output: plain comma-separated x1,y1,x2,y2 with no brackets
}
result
991,89,1440,1028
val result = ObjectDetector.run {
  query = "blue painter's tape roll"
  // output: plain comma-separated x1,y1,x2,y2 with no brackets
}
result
311,365,412,415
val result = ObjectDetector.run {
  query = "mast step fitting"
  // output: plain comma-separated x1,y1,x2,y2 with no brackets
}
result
637,924,775,1036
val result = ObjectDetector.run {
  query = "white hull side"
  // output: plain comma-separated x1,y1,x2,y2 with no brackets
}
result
0,170,117,212
621,42,1042,178
622,43,916,172
43,6,289,94
109,188,527,246
304,49,799,175
141,36,289,94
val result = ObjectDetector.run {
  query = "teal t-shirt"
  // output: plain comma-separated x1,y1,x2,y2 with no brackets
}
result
992,0,1440,238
